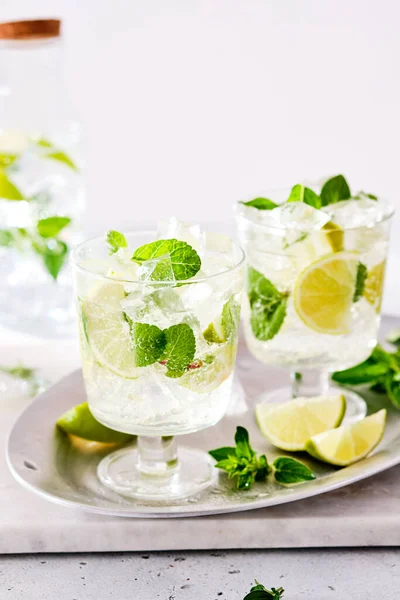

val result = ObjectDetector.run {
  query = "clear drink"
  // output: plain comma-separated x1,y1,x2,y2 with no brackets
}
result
0,20,84,338
72,224,244,500
236,178,394,417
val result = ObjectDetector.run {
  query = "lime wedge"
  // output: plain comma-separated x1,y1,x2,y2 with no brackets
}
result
82,282,138,378
256,394,346,451
57,402,134,443
306,409,386,466
294,251,360,335
179,344,235,393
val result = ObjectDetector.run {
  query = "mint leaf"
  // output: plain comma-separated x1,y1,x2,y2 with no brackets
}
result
0,169,24,200
385,372,400,408
0,230,15,246
241,197,278,210
209,427,270,490
286,184,321,209
37,216,71,238
221,296,241,342
0,153,18,167
161,323,196,374
248,267,287,341
353,262,367,302
332,359,389,385
132,239,201,280
33,240,68,280
107,230,128,255
44,150,78,171
273,457,315,485
208,446,237,462
235,426,254,460
244,581,284,600
320,174,351,206
130,322,166,367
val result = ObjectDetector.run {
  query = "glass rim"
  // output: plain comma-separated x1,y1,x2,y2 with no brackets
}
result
71,229,246,286
234,197,395,233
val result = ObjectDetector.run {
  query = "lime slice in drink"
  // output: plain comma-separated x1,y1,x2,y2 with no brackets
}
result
364,261,386,312
294,251,360,335
82,282,138,378
203,321,225,344
179,344,235,393
306,409,386,466
289,221,343,272
256,394,346,451
57,401,134,443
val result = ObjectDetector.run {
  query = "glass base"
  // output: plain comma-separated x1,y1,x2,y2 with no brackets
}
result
97,446,217,502
259,385,367,423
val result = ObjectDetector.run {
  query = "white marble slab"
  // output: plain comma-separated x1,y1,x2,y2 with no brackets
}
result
1,332,400,554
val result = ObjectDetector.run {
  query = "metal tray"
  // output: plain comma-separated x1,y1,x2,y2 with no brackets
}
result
6,339,400,518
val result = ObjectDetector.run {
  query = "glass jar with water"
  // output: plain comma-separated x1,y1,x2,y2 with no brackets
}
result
0,19,84,338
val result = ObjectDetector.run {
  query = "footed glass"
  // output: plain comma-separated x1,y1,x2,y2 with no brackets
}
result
236,189,394,420
72,230,244,501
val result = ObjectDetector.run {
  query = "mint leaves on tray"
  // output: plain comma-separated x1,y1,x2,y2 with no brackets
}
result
209,426,315,490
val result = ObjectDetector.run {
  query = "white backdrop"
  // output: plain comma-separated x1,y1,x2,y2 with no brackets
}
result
1,0,400,313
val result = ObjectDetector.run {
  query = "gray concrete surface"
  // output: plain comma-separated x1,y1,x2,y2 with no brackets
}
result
1,549,399,599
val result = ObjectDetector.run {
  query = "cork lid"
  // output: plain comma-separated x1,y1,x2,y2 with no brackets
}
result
0,19,61,40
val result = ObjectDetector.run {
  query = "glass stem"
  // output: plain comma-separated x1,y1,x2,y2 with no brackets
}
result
291,369,330,398
137,436,178,476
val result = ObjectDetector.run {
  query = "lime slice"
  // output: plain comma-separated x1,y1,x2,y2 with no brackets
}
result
179,344,235,393
203,321,225,344
289,221,343,272
364,261,386,312
294,251,360,335
256,394,346,451
306,409,386,466
82,282,138,378
57,401,134,443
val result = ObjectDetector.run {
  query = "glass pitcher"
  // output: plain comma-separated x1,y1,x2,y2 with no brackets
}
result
0,19,85,338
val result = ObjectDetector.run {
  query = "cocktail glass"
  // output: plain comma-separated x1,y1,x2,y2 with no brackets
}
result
236,192,394,420
72,229,244,501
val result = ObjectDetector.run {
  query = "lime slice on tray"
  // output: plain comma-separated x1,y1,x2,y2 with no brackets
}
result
294,251,360,335
81,282,138,379
57,401,134,444
256,395,346,451
306,409,386,466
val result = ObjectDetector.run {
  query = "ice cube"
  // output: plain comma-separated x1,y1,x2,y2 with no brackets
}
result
137,253,175,283
121,287,185,329
157,218,205,254
271,202,331,231
321,198,384,228
178,281,227,329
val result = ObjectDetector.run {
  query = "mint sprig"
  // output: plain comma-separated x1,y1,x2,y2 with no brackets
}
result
209,427,315,490
286,184,321,209
39,240,68,280
132,239,201,280
209,427,270,490
106,230,128,255
248,267,287,341
161,323,196,375
332,344,400,408
320,174,351,206
244,581,284,600
241,197,278,210
353,262,367,302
